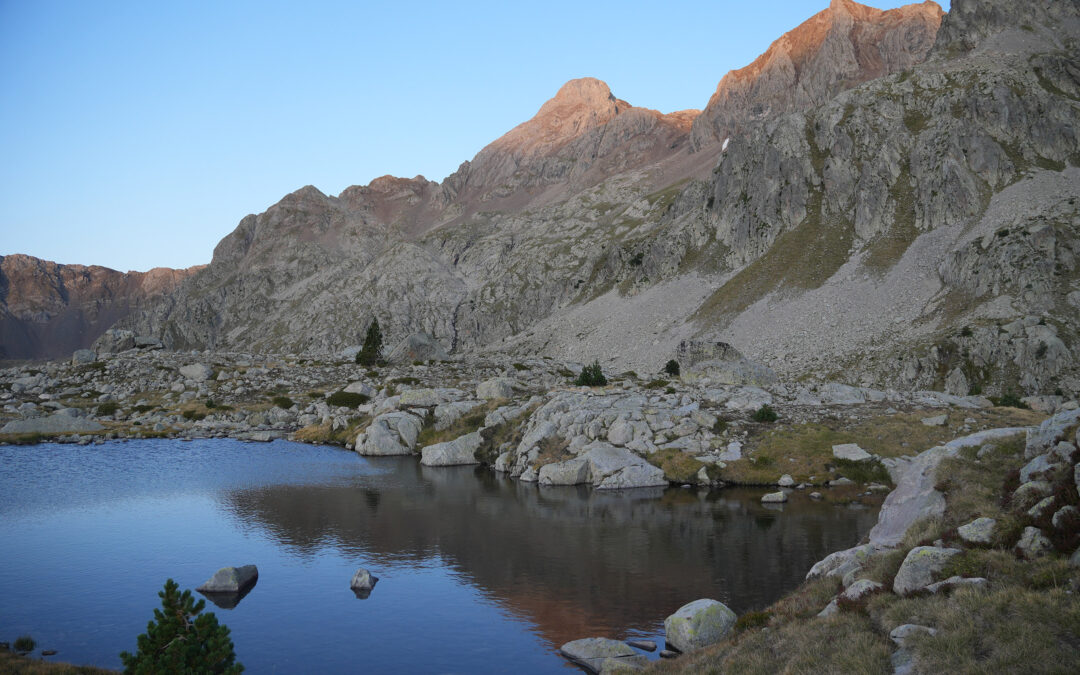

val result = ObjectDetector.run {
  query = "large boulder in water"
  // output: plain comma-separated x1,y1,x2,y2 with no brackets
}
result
386,332,449,364
196,565,259,608
664,598,737,653
197,565,259,593
421,431,483,466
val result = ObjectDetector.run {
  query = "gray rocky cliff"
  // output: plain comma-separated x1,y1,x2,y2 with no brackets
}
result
111,0,1080,399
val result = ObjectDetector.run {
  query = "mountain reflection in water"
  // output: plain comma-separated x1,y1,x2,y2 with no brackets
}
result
223,457,879,648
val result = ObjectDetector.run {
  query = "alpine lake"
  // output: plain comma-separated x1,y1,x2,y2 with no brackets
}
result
0,438,881,673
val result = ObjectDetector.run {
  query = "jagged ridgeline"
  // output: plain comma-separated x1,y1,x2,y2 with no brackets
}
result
4,0,1077,398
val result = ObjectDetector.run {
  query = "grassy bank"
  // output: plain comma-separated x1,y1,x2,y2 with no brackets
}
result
651,432,1080,673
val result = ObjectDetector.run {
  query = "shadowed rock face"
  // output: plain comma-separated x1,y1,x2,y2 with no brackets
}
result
0,255,201,360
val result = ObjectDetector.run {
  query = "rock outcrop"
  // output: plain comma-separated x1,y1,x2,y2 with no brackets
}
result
0,254,200,360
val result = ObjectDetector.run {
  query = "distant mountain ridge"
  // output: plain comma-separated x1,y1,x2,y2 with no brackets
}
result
0,254,201,360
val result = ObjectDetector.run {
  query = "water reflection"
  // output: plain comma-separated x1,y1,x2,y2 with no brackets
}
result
223,457,879,648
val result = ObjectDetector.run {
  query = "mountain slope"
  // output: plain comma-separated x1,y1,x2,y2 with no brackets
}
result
119,1,947,366
0,255,201,360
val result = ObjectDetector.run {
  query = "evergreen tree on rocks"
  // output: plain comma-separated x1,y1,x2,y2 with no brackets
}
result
356,318,384,366
120,579,243,674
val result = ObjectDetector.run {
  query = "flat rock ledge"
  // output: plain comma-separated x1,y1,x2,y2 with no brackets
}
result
559,638,647,673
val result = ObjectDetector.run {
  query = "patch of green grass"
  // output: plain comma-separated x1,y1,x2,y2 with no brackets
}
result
391,377,420,386
95,402,119,416
417,408,488,449
643,379,669,389
181,410,206,421
646,448,701,483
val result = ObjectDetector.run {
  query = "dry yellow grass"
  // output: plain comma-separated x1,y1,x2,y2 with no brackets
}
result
0,650,115,674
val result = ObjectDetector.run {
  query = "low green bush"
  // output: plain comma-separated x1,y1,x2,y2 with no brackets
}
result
13,635,35,654
327,391,369,408
271,396,294,409
575,361,607,387
752,404,779,423
96,401,119,416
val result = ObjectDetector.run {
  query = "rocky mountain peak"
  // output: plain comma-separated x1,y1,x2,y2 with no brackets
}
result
689,0,943,150
488,77,629,158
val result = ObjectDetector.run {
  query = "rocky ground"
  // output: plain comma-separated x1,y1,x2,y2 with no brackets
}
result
0,338,1055,492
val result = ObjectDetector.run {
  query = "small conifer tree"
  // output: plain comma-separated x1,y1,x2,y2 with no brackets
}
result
664,359,680,376
356,318,384,366
575,360,607,387
120,579,243,674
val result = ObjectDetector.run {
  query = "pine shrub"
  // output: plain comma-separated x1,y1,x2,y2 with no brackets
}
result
575,361,607,387
356,319,384,366
664,359,680,376
120,579,243,674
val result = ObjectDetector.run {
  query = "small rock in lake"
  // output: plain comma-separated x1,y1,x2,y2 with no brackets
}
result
42,650,58,656
350,567,379,599
761,491,787,503
660,649,680,659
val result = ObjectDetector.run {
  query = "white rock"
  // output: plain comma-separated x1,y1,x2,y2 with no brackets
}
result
832,443,872,462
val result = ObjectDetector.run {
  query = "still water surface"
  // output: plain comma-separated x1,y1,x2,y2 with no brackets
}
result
0,439,879,673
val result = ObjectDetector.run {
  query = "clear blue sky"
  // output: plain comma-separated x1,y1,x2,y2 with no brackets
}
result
0,0,948,272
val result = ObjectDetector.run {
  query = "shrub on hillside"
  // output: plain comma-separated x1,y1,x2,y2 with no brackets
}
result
575,361,607,387
327,391,369,408
664,359,680,376
752,404,779,423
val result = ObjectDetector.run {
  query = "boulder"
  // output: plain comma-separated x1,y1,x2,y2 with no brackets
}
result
807,544,879,580
761,491,788,504
1026,408,1080,458
1019,454,1059,483
817,383,866,405
832,443,872,462
134,335,164,350
477,377,519,400
433,400,484,430
840,579,883,602
890,624,937,648
179,363,214,382
1,414,104,435
538,443,666,490
894,546,962,595
420,431,483,466
355,412,423,456
71,349,97,365
1013,480,1053,506
664,599,737,653
349,568,378,599
920,415,947,427
196,565,258,595
868,446,954,548
338,345,362,361
685,358,779,387
1052,505,1079,530
778,474,795,487
957,517,996,545
386,332,449,364
343,381,377,398
559,638,646,674
93,328,136,353
1015,527,1053,559
925,576,988,594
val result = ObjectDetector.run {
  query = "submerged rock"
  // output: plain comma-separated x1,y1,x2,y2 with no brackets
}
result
559,637,646,673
